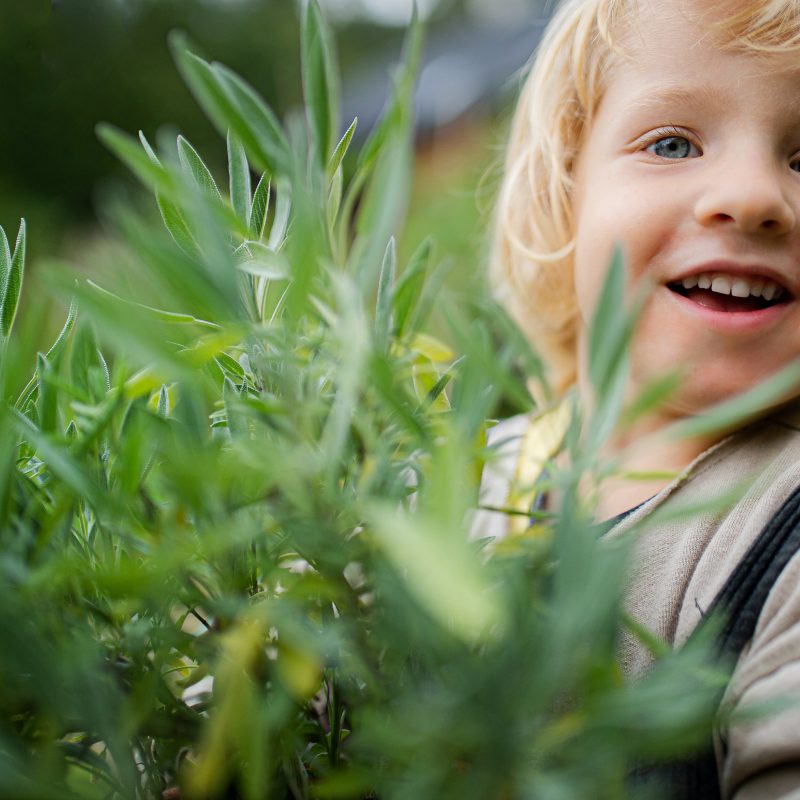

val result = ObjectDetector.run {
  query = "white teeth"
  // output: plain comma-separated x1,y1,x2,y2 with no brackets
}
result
711,276,732,295
731,279,750,298
676,272,787,302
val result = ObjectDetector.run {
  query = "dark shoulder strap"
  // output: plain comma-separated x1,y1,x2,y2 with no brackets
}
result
634,484,800,799
710,482,800,657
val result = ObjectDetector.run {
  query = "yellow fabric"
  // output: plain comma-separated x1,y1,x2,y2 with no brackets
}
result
506,399,572,535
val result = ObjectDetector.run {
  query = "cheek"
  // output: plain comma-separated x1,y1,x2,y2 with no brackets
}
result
572,208,623,326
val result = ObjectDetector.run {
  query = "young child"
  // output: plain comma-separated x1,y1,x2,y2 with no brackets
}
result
482,0,800,797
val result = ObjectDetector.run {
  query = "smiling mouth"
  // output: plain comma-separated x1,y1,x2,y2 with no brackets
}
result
667,273,792,312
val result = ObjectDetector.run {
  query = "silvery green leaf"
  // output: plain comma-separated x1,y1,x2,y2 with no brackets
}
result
249,172,270,240
327,165,343,234
328,117,357,179
1,219,26,338
374,237,396,347
267,179,291,250
170,32,290,177
46,299,78,366
157,384,170,418
237,253,289,281
36,352,57,434
302,0,340,169
392,237,432,337
227,131,251,225
137,130,200,253
178,135,222,200
98,124,176,196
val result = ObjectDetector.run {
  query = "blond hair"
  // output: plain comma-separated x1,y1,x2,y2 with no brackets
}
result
491,0,800,396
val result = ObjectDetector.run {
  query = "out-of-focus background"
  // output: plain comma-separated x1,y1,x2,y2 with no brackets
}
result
5,0,552,307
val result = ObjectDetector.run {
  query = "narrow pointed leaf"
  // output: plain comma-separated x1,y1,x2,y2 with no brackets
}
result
587,246,643,399
137,130,200,253
156,195,199,255
170,32,290,177
302,0,340,168
98,124,176,196
374,237,396,347
1,219,26,337
157,384,170,417
227,131,252,225
267,179,292,251
46,299,78,366
178,135,222,200
36,353,58,434
249,173,270,240
138,129,160,162
393,238,432,337
328,117,357,179
0,225,11,333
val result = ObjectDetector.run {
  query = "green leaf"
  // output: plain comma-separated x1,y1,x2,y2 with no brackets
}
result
170,33,290,177
354,12,422,176
138,129,159,162
215,352,245,381
36,352,58,434
213,62,290,174
374,237,396,348
585,246,641,450
249,172,270,240
86,280,218,328
178,135,222,200
327,164,343,237
156,195,199,255
328,117,357,179
0,219,25,338
622,371,683,428
137,130,200,254
223,376,244,437
46,298,78,366
350,18,422,291
267,178,292,251
392,237,432,337
227,131,252,225
302,0,340,168
588,245,627,396
98,124,176,196
69,321,99,396
367,503,506,644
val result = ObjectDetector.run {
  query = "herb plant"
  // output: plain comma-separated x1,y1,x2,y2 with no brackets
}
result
0,5,734,799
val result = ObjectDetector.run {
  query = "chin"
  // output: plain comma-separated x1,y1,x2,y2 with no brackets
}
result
630,361,794,425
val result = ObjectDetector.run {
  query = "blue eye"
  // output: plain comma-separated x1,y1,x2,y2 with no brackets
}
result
647,136,694,159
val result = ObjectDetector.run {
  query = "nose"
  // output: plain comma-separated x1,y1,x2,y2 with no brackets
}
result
693,154,796,236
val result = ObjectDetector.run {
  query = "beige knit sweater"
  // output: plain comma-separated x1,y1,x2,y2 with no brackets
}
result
476,406,800,800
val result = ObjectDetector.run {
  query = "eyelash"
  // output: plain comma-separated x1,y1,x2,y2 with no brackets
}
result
639,126,701,158
639,127,800,172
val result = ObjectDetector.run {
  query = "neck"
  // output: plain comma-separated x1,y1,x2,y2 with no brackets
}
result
590,419,715,520
575,374,718,519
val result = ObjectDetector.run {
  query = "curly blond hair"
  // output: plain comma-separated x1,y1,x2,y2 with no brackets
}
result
491,0,800,395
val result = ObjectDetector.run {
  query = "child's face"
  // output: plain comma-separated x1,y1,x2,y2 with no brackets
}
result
572,1,800,420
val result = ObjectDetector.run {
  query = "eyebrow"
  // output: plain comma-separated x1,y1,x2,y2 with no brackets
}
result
628,85,726,112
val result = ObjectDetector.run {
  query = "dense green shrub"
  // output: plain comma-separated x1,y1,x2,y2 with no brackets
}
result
0,5,742,798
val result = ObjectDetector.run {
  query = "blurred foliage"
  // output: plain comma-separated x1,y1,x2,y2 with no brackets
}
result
0,4,736,799
0,0,408,258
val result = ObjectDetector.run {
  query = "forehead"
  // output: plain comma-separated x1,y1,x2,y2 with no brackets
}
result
603,0,800,109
